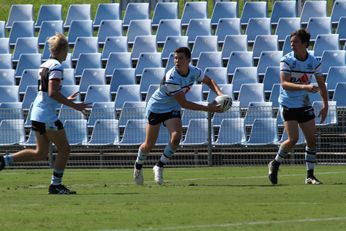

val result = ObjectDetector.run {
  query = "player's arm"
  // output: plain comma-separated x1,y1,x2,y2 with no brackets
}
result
315,73,328,123
201,74,223,96
280,71,319,93
173,91,222,113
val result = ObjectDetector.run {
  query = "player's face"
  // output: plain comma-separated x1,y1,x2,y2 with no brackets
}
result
174,52,190,73
290,35,307,54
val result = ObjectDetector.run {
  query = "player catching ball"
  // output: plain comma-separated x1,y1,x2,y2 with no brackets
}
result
134,47,227,185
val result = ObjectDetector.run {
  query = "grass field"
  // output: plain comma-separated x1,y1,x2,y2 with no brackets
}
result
1,165,346,231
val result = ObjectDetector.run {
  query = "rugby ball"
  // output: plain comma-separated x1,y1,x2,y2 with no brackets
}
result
214,95,232,112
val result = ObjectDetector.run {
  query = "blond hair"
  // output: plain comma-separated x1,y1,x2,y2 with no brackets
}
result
47,33,68,57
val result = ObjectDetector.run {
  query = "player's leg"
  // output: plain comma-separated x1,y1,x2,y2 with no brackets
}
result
299,119,321,184
134,122,160,185
153,117,182,185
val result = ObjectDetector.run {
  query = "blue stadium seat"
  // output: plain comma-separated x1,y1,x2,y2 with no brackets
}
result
186,19,211,44
74,53,102,77
270,1,296,26
110,68,136,94
88,119,119,145
244,102,273,126
257,51,282,76
0,54,13,69
181,1,208,27
6,4,33,29
306,17,332,42
93,3,120,28
119,119,146,145
336,17,346,42
214,118,246,145
152,2,178,27
0,119,25,145
247,118,278,145
145,84,159,102
61,53,72,69
221,35,247,61
84,85,111,104
312,101,337,125
211,2,237,27
252,35,278,60
63,119,88,145
165,52,175,72
263,66,280,94
64,4,91,28
105,52,132,77
204,67,228,93
131,35,157,61
35,4,62,29
58,104,85,123
15,54,41,78
12,37,39,63
67,20,93,45
18,69,39,94
211,100,240,126
331,0,346,26
181,107,208,128
139,67,165,94
101,37,128,61
282,35,292,55
300,0,327,26
9,21,34,46
60,85,80,104
269,83,281,108
71,37,98,61
245,18,271,43
22,85,37,110
122,3,149,28
232,67,258,94
320,50,346,75
240,1,267,26
156,19,181,45
181,119,209,145
118,102,146,128
0,86,19,103
332,82,346,107
126,19,152,46
326,66,346,92
275,18,300,43
97,20,122,45
191,36,218,61
238,83,264,108
87,102,115,127
226,51,253,76
37,20,63,46
0,21,4,38
0,69,15,86
156,125,171,146
0,102,23,121
0,38,9,54
313,34,340,59
24,129,36,146
215,18,241,44
78,68,106,93
62,68,75,86
114,85,141,110
280,127,305,145
162,36,188,61
196,51,222,73
207,84,233,103
135,52,162,77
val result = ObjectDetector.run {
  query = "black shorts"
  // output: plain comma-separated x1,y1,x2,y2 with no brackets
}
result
147,110,181,125
281,106,315,123
31,120,64,135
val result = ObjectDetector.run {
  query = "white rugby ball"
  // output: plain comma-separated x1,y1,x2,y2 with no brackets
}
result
214,95,232,112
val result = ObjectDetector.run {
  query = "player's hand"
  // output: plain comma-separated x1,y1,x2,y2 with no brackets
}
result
207,101,223,113
318,106,328,124
67,91,80,101
305,85,320,93
73,102,91,115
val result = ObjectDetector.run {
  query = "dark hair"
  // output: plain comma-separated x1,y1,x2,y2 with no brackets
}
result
290,29,310,48
174,47,191,60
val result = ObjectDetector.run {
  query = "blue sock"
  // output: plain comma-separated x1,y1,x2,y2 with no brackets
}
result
305,146,316,171
3,153,14,166
157,144,175,167
274,147,289,163
51,169,64,185
135,149,147,169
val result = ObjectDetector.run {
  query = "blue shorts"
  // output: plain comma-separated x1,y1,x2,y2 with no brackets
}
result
147,110,181,125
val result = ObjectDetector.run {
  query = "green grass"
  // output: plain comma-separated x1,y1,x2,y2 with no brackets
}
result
1,165,346,231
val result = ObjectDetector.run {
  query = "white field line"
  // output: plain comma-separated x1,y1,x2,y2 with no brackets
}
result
100,216,346,231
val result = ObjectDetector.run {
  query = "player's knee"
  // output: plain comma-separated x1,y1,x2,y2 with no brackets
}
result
34,148,49,160
140,143,152,153
57,143,71,155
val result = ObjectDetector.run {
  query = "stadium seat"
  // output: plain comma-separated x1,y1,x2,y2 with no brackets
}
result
280,127,305,145
269,83,281,108
119,119,146,145
105,52,132,77
84,85,111,104
245,18,271,44
247,118,278,145
207,84,234,103
0,21,4,38
131,35,157,61
275,18,301,43
326,66,346,92
244,102,273,126
118,102,146,128
214,118,246,145
122,3,149,28
221,35,247,61
191,36,218,61
35,4,62,29
211,101,240,126
282,35,292,55
0,86,19,103
238,83,264,108
0,54,13,69
93,3,120,28
300,0,327,26
270,1,296,26
6,4,33,29
126,19,152,46
331,1,346,26
252,35,278,60
37,20,63,46
186,19,211,44
24,129,36,146
114,85,141,110
145,84,159,102
204,67,228,93
88,119,119,145
61,53,72,69
60,85,80,104
22,86,37,110
185,85,203,102
71,37,98,61
336,17,346,42
152,2,178,27
101,37,128,61
12,37,39,63
181,106,208,128
156,19,181,45
15,54,41,78
320,50,346,75
162,36,188,61
58,104,85,123
9,21,34,46
18,69,39,94
0,119,25,145
196,51,222,73
156,125,171,146
62,68,75,86
0,38,9,54
135,52,162,77
312,101,337,125
231,67,258,94
211,2,237,27
181,119,209,145
263,66,280,94
165,52,175,72
78,68,106,93
240,1,267,26
67,20,93,45
87,102,116,127
0,69,15,86
110,68,136,93
226,51,254,76
64,4,91,28
97,21,123,46
313,34,340,59
306,17,332,42
257,51,283,76
0,102,23,122
139,67,165,94
74,53,102,77
215,18,241,44
181,1,208,27
332,82,346,107
63,119,88,145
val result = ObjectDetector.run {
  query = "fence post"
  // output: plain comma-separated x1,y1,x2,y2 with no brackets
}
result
207,112,213,166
